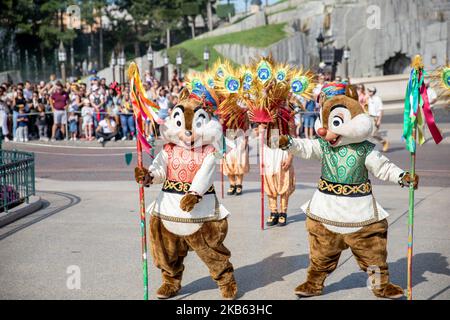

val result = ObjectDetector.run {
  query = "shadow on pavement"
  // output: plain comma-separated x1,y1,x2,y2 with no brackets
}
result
323,252,450,299
178,252,309,299
0,191,81,240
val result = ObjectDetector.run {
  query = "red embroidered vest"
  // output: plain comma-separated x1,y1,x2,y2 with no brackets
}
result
164,143,215,183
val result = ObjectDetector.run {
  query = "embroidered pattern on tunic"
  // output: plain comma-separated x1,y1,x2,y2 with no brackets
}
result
164,143,215,183
319,139,375,184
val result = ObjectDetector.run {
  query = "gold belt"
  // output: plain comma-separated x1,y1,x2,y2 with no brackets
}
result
162,180,215,195
318,177,372,197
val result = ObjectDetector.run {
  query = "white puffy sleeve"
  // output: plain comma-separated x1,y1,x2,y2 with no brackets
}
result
148,150,168,184
288,138,322,160
189,153,217,196
365,149,404,184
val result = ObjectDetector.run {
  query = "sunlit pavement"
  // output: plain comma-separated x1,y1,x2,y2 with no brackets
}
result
0,116,449,300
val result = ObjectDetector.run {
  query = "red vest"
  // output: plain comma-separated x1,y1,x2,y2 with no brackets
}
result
164,143,215,183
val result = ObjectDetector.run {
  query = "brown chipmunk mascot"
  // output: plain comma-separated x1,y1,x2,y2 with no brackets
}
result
135,84,237,300
279,82,418,299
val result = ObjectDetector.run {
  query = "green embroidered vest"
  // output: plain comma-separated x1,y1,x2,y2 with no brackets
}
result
318,139,375,184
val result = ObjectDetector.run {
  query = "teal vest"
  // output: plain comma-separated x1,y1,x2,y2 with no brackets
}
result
318,139,375,184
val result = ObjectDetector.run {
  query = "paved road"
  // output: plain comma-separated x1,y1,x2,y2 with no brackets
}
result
0,179,449,300
3,122,450,187
0,112,449,300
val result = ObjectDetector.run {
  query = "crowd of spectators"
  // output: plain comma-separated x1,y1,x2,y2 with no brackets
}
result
0,71,184,143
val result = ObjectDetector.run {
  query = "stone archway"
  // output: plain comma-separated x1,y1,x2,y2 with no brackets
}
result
383,52,411,75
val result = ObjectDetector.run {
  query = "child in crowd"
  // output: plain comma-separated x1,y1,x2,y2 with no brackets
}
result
16,105,29,142
36,103,48,141
119,93,135,141
81,98,94,141
68,105,79,141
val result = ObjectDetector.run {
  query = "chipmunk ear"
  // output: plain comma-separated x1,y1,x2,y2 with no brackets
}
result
179,87,190,101
345,84,359,101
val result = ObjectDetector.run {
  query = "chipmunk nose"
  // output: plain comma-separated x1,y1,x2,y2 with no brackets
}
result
185,130,192,137
317,127,327,137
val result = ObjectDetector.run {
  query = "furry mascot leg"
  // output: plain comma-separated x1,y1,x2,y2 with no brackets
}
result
149,216,188,299
296,218,404,299
295,218,346,297
150,216,237,299
185,219,237,299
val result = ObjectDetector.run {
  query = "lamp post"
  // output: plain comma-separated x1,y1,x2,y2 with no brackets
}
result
110,51,117,82
58,41,67,84
118,50,126,84
147,44,154,76
163,51,169,86
316,32,325,63
176,50,182,79
70,39,75,79
343,45,351,80
203,46,210,71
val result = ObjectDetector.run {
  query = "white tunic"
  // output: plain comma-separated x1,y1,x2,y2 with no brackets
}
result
289,138,404,234
147,148,229,236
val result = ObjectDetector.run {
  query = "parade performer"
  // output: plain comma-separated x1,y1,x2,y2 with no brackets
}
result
210,62,251,196
223,128,249,196
216,57,315,228
278,81,419,299
134,77,238,300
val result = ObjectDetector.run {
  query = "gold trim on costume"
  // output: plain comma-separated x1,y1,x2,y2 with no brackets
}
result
318,178,372,197
306,196,379,228
151,194,221,223
162,180,215,194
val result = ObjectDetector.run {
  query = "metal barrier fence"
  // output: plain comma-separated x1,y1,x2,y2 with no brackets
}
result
0,148,35,213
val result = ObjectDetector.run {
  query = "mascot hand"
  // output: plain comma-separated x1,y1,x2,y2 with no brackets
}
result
180,193,200,212
401,172,419,189
134,167,153,187
279,135,291,150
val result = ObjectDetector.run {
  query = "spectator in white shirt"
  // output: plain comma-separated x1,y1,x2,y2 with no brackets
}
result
367,86,389,152
95,113,117,143
156,88,170,120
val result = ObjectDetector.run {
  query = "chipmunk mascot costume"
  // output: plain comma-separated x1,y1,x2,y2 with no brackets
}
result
134,82,237,300
279,82,419,299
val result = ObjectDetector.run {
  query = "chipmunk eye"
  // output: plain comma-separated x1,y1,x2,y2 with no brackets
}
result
332,116,343,127
176,120,182,127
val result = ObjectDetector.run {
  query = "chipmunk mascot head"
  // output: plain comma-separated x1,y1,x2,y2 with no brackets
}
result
315,82,373,147
160,82,223,149
135,81,237,300
279,81,418,300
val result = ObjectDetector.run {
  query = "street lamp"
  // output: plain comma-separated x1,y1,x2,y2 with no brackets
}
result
58,41,67,83
203,46,210,71
118,50,126,84
147,43,154,76
316,32,325,62
176,50,183,79
343,45,351,80
163,51,169,86
110,51,116,82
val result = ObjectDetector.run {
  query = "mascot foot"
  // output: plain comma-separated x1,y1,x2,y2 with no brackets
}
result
220,281,238,300
156,283,180,299
294,281,323,298
373,283,404,299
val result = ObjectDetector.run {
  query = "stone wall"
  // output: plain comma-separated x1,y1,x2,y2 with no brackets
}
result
95,0,450,83
196,11,267,39
332,0,449,77
214,32,310,66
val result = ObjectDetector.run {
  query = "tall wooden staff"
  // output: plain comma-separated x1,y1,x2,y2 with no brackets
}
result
128,62,160,300
136,136,149,300
259,126,265,230
402,55,443,300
